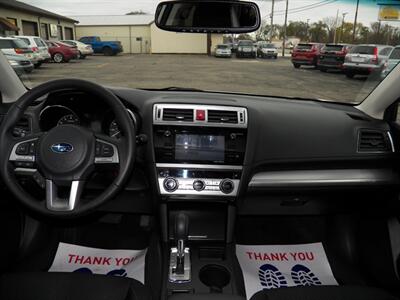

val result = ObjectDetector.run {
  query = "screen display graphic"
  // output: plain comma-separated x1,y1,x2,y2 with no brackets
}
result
175,134,225,162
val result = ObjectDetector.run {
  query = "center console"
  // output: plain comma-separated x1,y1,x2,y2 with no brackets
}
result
153,104,248,299
153,104,248,197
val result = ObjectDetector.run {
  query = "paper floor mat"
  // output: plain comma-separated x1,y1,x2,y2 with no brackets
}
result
49,242,147,283
236,242,338,299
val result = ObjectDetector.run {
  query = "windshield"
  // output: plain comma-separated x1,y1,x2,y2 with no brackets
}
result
6,0,400,104
324,45,345,52
13,39,29,48
217,45,229,49
389,48,400,60
34,38,46,47
239,41,253,46
261,44,275,48
295,44,313,50
349,45,375,55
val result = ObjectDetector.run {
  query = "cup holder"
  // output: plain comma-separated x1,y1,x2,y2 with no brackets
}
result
199,264,231,293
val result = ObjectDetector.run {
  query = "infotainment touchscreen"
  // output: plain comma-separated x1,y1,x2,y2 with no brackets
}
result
175,134,225,162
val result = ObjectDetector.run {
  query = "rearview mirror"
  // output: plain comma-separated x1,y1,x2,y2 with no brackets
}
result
155,0,261,33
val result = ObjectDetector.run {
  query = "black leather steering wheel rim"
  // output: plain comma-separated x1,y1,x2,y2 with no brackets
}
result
0,79,136,218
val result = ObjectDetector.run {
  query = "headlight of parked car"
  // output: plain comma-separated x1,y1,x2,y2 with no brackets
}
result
8,60,19,66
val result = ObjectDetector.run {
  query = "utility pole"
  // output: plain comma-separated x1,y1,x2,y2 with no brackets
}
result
282,0,289,57
377,20,381,43
270,0,275,42
386,26,391,45
352,0,360,43
306,19,310,42
333,9,339,43
340,12,347,43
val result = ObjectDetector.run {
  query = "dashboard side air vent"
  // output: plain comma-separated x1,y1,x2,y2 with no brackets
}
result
13,117,31,137
358,130,393,153
208,110,238,124
162,108,194,122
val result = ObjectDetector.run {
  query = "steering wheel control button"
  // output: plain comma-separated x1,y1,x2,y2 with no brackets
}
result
193,180,205,191
14,161,34,168
164,177,178,192
94,141,118,164
102,145,114,157
28,142,36,155
95,142,115,157
220,179,235,194
10,139,38,164
16,143,30,155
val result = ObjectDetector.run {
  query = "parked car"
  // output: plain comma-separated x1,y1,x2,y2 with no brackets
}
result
45,41,79,63
13,35,51,68
0,37,39,65
291,43,324,68
78,36,123,56
236,40,256,58
381,45,400,79
343,44,393,78
61,40,94,59
215,44,232,58
4,53,34,76
317,44,352,72
257,43,278,59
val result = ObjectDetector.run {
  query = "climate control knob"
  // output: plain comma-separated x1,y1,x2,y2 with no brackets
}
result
193,180,205,191
163,177,178,192
220,179,235,194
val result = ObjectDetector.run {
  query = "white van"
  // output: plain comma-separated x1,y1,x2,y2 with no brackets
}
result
0,37,39,64
14,35,51,67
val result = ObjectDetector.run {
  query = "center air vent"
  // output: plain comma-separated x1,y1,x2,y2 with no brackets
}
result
154,104,247,128
162,108,194,122
208,110,238,124
358,130,393,153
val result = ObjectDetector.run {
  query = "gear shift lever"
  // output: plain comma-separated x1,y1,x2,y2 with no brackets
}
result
174,213,189,275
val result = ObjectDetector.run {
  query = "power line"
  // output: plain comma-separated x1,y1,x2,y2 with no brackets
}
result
273,0,338,16
272,0,335,14
274,0,338,15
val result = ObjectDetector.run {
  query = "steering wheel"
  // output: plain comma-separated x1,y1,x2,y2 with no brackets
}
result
0,79,136,217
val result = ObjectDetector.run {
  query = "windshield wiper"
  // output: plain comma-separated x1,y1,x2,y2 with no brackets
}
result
143,86,204,92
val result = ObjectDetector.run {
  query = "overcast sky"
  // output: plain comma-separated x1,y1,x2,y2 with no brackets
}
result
23,0,400,27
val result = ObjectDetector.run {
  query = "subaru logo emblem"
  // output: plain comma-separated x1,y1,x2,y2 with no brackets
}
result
51,143,73,153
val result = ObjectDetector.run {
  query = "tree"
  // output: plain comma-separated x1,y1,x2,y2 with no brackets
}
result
254,20,282,41
309,21,328,43
338,22,354,43
255,20,269,41
322,16,338,43
357,25,370,44
237,33,253,41
285,21,308,41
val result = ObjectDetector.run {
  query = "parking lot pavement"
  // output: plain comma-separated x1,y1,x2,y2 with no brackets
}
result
21,54,378,103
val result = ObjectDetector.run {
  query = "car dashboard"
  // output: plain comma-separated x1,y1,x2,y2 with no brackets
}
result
6,87,399,216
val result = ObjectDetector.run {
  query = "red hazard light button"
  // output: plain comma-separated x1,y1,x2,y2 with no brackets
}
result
196,109,206,121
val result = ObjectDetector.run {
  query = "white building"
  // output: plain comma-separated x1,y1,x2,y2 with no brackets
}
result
73,15,223,54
